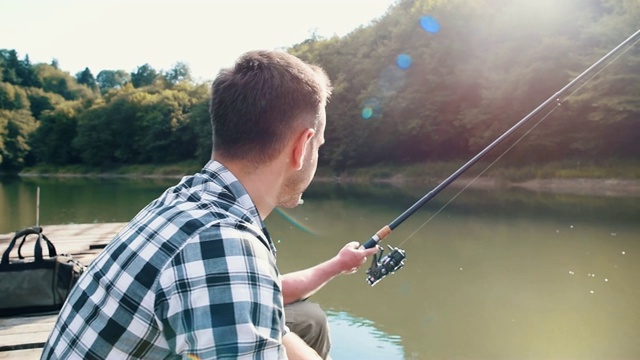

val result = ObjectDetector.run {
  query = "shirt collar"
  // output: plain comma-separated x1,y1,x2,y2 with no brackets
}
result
200,160,277,254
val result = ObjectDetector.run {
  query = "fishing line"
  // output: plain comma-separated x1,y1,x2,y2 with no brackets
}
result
361,28,640,285
397,32,640,247
397,108,557,247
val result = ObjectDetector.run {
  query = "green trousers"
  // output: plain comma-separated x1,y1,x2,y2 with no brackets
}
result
285,300,332,360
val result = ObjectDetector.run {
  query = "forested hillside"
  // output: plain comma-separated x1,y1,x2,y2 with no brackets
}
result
289,0,640,169
0,54,212,171
1,0,638,173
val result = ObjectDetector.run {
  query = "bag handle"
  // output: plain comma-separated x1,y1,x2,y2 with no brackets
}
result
17,230,57,259
1,226,57,265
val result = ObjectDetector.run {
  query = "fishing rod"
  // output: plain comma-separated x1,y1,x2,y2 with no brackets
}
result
361,28,640,286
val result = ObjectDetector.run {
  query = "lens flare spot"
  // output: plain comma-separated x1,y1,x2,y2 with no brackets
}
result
360,98,382,120
362,107,374,119
396,54,412,69
420,15,440,33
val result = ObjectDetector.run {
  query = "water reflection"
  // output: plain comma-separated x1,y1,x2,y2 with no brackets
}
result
272,183,640,360
2,176,640,359
0,176,176,233
327,311,404,360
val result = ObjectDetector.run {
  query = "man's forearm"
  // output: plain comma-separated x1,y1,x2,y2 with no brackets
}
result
281,257,342,304
283,331,322,359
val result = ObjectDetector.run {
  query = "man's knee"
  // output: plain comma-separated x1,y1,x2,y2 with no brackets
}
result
286,301,327,331
285,301,331,359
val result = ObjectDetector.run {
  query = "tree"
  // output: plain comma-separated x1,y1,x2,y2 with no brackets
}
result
0,50,40,87
35,64,95,101
74,91,138,166
73,81,209,166
30,102,81,165
17,54,41,87
0,82,30,111
3,0,639,171
131,64,158,88
76,67,98,92
96,69,130,93
26,87,65,118
164,62,192,86
189,98,213,163
288,0,639,169
0,49,20,84
0,109,38,171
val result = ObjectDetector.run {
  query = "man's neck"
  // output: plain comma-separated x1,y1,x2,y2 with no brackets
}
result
213,156,286,220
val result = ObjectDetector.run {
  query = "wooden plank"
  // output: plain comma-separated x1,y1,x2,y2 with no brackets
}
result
0,348,43,359
0,223,126,264
0,314,57,330
0,314,56,354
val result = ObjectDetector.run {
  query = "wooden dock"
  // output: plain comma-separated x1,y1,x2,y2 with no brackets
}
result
0,223,126,359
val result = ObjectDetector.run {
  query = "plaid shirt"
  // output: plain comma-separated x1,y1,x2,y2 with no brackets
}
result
41,161,287,359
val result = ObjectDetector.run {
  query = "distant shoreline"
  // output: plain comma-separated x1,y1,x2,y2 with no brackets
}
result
11,167,640,197
314,175,640,197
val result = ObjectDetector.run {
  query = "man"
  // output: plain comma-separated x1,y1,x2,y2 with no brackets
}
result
41,50,377,359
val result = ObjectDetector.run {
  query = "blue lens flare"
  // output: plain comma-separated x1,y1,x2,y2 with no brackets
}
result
420,15,440,33
362,107,374,120
361,98,382,120
396,54,412,69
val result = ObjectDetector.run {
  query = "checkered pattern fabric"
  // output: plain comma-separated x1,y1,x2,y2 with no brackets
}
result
41,161,287,359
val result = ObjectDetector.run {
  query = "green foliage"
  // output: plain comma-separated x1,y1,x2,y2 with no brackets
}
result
164,62,192,86
0,50,96,171
189,98,213,164
131,63,159,88
35,63,95,101
0,82,30,110
96,69,130,93
26,87,65,118
0,109,38,170
73,83,209,166
0,50,41,87
29,102,81,165
2,0,640,174
75,67,98,92
289,0,639,171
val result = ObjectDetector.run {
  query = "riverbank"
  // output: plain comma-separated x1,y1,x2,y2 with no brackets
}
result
13,160,640,197
446,177,640,197
312,175,640,197
316,160,640,197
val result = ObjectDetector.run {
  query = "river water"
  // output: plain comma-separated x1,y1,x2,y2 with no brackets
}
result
1,175,639,359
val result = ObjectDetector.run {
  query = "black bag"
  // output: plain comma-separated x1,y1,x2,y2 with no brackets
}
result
0,226,86,317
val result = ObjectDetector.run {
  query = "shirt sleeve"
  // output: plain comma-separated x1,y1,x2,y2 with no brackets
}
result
154,224,286,359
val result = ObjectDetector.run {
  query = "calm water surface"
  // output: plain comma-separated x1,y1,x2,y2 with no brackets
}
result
1,175,639,360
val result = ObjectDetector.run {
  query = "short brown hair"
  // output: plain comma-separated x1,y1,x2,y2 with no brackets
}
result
209,50,331,164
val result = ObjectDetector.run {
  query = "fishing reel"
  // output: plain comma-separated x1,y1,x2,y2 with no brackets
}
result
366,245,406,286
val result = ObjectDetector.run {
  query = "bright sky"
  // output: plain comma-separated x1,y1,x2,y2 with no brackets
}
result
1,0,398,82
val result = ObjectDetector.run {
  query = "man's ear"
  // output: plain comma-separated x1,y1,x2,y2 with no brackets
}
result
291,128,315,170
